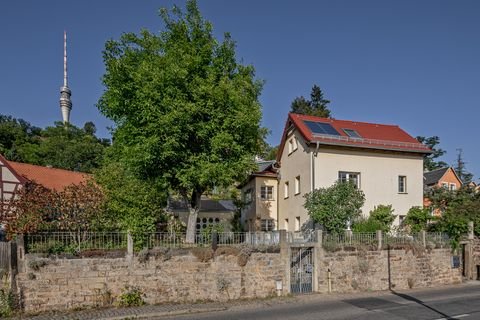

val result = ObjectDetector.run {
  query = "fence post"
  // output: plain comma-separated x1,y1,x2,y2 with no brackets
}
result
211,231,218,251
376,230,382,250
420,230,426,248
279,230,289,295
316,230,323,246
16,234,25,273
127,232,133,257
468,221,474,240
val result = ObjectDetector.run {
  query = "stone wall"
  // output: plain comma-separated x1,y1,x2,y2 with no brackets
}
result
317,246,462,293
16,249,284,312
15,241,466,313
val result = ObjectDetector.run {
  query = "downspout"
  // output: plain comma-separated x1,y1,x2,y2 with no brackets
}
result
273,161,281,231
311,141,320,191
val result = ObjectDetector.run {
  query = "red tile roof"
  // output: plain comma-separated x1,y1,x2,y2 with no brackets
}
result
277,113,431,162
7,161,89,191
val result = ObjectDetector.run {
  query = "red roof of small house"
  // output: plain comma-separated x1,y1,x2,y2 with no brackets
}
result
277,113,431,162
7,161,89,191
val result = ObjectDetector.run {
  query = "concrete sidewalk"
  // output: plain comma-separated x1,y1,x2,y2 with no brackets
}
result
12,282,480,320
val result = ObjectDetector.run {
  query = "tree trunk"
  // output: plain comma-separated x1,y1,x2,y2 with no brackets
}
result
185,190,202,244
186,207,199,243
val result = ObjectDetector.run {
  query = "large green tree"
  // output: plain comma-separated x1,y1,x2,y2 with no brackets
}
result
416,136,447,171
290,84,331,118
98,0,265,242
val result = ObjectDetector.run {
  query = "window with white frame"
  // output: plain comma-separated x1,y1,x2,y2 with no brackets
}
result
441,182,449,189
295,176,301,195
284,218,289,230
284,181,289,198
338,171,360,188
260,219,275,231
398,176,407,193
295,216,300,231
450,183,456,191
260,186,274,200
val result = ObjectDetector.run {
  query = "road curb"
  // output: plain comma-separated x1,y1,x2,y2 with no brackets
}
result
97,307,228,320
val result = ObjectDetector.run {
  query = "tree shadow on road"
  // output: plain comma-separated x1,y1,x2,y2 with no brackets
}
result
391,290,460,320
386,245,459,320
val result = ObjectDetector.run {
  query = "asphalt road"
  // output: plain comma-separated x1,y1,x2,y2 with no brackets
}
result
159,284,480,320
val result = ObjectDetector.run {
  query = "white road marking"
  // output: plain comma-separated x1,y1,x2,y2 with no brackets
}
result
433,313,470,320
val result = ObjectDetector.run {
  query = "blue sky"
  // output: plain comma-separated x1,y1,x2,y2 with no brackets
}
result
0,1,479,180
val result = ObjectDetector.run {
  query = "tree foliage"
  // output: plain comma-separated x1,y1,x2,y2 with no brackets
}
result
404,206,431,233
94,160,167,234
368,205,396,232
454,148,473,184
0,181,106,237
0,115,42,161
262,144,279,161
0,114,108,173
290,84,331,118
352,217,384,233
428,185,480,246
416,136,447,171
0,183,55,236
98,0,265,241
53,181,105,232
31,123,108,173
304,181,365,233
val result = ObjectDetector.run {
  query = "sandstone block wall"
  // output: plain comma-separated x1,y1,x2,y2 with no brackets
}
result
16,251,284,312
317,247,462,293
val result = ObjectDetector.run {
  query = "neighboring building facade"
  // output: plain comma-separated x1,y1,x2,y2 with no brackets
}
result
241,113,431,232
423,167,463,216
239,161,278,231
424,167,463,192
167,196,236,233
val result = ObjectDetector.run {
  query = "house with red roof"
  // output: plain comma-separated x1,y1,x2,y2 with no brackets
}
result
0,153,88,203
240,113,431,231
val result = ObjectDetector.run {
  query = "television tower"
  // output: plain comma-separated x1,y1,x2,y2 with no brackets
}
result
59,31,72,124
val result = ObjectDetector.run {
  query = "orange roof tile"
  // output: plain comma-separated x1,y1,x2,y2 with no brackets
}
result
277,113,432,162
7,161,89,191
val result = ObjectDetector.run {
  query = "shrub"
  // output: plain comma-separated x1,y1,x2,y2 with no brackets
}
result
304,181,365,233
115,286,145,307
352,217,383,233
368,205,396,232
0,288,15,317
404,206,430,233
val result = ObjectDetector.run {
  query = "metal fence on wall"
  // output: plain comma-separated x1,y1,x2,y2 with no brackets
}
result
22,230,452,254
323,231,450,250
24,231,282,254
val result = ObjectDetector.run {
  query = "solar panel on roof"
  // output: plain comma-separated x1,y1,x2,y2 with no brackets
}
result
304,120,341,136
343,129,362,138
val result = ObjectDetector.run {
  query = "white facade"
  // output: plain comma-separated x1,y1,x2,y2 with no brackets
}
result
278,128,424,231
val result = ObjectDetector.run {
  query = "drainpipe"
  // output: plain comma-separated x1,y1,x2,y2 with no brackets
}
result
273,161,281,231
311,142,320,191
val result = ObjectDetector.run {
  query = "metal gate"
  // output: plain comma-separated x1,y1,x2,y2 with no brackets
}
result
290,247,313,294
